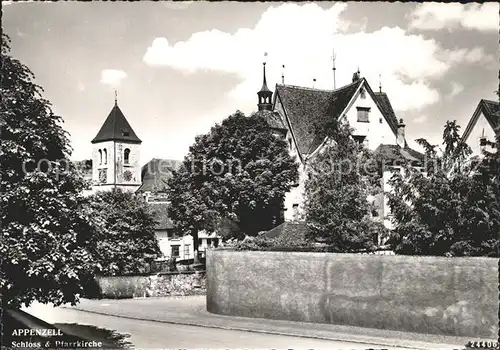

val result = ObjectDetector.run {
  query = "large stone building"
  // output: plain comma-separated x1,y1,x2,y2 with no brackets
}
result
253,64,424,229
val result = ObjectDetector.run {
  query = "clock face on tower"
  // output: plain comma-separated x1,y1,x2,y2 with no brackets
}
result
123,170,133,182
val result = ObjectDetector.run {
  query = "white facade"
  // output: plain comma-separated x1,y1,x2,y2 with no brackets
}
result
464,111,496,157
382,169,395,230
154,230,222,262
278,80,401,226
91,140,141,193
155,231,194,261
344,86,398,150
283,163,306,222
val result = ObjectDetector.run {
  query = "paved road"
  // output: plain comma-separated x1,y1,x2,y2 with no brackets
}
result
25,303,408,349
62,296,470,350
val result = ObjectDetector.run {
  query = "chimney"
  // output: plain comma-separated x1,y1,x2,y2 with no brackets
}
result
397,118,405,148
352,67,360,83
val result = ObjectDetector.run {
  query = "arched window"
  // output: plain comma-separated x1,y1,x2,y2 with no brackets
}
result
103,149,107,165
98,149,102,165
124,148,130,164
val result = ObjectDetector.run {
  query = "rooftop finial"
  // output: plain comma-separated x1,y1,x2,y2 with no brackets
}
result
379,73,382,93
281,64,285,84
262,52,268,86
332,48,337,89
114,90,118,106
313,78,316,88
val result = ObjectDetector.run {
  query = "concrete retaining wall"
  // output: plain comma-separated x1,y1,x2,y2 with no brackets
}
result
206,250,498,338
97,271,206,299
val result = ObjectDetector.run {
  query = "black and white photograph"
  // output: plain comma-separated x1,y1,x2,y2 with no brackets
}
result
1,1,499,349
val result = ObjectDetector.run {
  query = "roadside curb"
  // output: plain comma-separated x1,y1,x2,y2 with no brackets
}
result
63,306,461,350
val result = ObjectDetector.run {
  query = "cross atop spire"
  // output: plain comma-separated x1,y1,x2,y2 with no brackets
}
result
114,90,118,106
379,74,382,93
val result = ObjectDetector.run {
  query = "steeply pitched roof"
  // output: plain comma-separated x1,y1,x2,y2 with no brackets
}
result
148,202,174,230
462,99,500,142
481,99,500,133
373,91,399,135
137,158,183,193
252,110,286,130
261,221,308,241
275,79,363,155
374,144,425,166
91,104,142,144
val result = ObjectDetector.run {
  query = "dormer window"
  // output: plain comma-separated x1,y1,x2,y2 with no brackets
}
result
357,107,370,123
124,148,130,164
122,129,130,137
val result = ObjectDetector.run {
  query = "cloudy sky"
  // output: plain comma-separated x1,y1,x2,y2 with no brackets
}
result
3,1,498,164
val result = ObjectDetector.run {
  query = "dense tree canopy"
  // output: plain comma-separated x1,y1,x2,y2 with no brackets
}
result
86,189,161,276
167,111,299,260
304,121,386,251
0,34,99,308
387,121,499,256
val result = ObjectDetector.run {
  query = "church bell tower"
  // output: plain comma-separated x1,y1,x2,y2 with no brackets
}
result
91,93,142,193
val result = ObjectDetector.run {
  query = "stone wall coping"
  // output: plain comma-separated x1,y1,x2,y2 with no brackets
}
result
211,249,497,261
97,270,206,279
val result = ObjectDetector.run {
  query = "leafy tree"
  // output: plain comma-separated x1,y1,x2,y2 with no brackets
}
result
86,189,161,276
387,121,499,256
304,121,386,251
0,34,99,308
168,111,299,261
